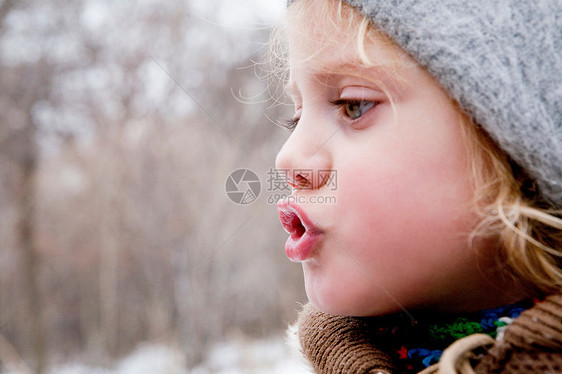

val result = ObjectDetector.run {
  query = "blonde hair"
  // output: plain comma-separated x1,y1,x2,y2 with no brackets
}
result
461,111,562,294
268,0,562,294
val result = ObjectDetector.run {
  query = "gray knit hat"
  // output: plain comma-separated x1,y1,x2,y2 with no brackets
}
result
287,0,562,207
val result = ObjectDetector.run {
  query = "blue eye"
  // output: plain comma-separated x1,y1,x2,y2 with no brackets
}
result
331,99,377,120
342,100,376,120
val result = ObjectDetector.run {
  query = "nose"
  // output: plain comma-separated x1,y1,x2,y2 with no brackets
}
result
275,114,333,190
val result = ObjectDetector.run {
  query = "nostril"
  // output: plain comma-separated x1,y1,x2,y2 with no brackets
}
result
294,173,311,189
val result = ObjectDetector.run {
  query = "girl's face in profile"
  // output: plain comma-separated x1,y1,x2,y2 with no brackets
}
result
276,2,522,317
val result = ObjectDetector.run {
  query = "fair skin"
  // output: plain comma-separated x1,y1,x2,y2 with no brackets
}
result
276,6,524,317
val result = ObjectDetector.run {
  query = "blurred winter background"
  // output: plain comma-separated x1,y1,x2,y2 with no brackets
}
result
0,0,309,373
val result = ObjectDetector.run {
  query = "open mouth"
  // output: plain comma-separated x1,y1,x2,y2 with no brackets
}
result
279,209,306,239
277,201,323,262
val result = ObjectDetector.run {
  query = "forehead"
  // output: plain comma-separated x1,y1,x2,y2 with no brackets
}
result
286,37,408,98
285,1,409,92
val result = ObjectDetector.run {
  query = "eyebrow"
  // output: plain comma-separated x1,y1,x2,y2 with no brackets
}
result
328,61,396,77
325,62,401,90
286,61,399,97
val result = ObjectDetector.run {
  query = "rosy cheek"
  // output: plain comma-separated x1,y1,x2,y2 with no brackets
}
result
339,162,404,223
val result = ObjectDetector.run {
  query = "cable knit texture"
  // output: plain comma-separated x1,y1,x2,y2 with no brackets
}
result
287,0,562,207
295,295,562,373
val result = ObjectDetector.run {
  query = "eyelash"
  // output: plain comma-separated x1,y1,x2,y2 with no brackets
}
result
330,99,378,122
281,117,299,131
280,99,378,131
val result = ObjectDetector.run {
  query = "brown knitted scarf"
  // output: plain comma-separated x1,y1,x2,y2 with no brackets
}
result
296,294,562,373
475,294,562,373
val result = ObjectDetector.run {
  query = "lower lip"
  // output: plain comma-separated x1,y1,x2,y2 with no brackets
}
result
284,231,323,262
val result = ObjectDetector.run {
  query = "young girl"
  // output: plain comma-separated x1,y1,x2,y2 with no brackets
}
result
272,0,562,372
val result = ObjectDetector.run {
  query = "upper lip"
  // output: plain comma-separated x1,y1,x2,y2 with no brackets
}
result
277,200,322,237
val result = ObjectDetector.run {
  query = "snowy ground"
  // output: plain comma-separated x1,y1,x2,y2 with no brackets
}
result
190,337,311,374
5,337,311,374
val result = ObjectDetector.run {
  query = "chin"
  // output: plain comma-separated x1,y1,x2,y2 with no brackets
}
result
304,279,348,316
306,281,402,317
310,297,398,317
